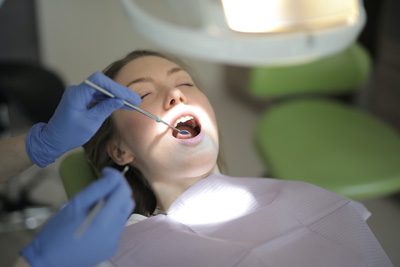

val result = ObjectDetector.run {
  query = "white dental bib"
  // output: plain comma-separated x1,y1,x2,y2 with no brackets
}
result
111,174,392,267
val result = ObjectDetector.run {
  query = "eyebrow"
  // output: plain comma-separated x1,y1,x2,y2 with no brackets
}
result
125,67,183,87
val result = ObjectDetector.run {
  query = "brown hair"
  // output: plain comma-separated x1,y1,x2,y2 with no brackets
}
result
83,50,226,216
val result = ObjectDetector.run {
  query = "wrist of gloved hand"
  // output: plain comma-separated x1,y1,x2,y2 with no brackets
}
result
26,123,58,168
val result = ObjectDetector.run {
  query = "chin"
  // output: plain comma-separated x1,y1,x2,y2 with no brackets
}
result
180,151,219,178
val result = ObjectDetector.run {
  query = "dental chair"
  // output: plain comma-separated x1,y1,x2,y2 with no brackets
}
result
59,150,98,199
252,42,400,199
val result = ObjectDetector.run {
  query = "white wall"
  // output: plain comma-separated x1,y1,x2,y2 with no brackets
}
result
36,0,156,84
35,0,226,99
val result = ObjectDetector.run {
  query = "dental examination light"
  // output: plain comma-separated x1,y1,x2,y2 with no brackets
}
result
119,0,366,66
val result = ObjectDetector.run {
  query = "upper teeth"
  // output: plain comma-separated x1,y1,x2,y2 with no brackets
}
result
174,115,194,127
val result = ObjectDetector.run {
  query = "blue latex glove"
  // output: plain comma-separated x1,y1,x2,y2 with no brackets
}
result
26,72,141,167
21,167,134,267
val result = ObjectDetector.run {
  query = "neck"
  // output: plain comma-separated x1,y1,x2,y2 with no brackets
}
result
151,166,220,213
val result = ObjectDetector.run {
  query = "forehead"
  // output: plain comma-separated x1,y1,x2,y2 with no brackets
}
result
115,56,181,82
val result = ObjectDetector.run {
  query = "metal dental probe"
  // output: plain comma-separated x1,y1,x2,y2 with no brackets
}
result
75,166,130,238
84,79,190,135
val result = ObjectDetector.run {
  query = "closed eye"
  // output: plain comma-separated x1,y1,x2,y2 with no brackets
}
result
141,93,151,99
179,83,194,87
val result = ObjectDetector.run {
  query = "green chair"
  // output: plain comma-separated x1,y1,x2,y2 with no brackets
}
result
249,43,371,99
59,150,98,199
253,43,400,200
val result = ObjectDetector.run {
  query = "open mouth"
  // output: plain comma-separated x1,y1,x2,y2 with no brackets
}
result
172,115,201,139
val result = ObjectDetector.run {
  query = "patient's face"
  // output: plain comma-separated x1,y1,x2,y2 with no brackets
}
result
110,56,219,184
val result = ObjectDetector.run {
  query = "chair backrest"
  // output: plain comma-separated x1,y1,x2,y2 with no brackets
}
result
59,150,98,199
254,98,400,199
248,42,372,98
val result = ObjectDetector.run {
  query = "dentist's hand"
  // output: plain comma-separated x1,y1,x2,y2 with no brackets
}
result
26,72,141,167
21,167,134,267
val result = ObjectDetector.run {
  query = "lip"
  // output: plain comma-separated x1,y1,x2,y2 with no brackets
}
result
170,110,204,145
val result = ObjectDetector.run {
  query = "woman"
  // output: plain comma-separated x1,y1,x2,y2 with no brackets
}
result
84,50,392,266
84,50,221,216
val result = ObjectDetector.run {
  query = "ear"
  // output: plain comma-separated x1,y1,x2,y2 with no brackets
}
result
107,140,135,166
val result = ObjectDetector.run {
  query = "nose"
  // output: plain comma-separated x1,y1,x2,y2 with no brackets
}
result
164,87,187,109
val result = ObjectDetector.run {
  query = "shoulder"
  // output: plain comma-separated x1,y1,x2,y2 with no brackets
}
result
217,174,345,199
214,174,340,200
267,179,371,222
216,174,370,221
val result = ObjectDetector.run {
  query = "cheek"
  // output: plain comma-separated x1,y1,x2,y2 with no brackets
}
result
196,95,219,145
113,110,173,163
197,92,217,123
114,110,153,145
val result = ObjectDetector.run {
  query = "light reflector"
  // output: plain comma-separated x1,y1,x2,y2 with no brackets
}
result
221,0,360,33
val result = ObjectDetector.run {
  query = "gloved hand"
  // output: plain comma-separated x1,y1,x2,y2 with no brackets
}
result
26,72,141,167
21,167,134,267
